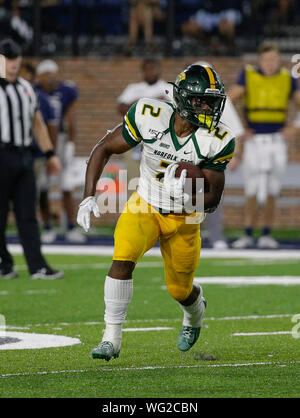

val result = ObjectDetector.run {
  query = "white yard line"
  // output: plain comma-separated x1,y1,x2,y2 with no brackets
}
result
8,313,295,329
0,326,30,330
7,244,300,259
13,259,300,271
194,276,300,285
12,258,299,271
232,331,292,336
206,313,294,321
14,261,164,271
0,290,57,296
213,259,300,265
122,327,174,332
1,361,299,379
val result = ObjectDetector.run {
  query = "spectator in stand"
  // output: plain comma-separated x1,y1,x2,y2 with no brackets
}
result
0,0,33,52
123,0,163,55
252,0,297,27
181,0,243,55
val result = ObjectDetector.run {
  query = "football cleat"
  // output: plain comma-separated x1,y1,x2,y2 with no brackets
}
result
0,266,18,279
178,326,201,352
31,267,64,280
257,235,279,249
91,341,120,361
231,235,255,249
178,298,207,352
212,239,228,250
65,228,87,243
41,229,57,244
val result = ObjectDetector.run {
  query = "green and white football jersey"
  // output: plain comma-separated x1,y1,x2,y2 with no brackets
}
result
122,98,235,212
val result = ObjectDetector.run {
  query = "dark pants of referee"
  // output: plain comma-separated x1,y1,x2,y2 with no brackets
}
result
0,146,50,274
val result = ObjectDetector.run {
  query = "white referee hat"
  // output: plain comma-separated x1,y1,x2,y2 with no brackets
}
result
36,59,59,75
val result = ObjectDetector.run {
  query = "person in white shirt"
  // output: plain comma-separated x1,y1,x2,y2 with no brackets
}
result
117,58,170,117
117,58,170,184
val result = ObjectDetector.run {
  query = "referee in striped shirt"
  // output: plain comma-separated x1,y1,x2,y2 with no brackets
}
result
0,39,63,279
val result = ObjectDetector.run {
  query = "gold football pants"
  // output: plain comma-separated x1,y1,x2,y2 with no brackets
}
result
113,191,201,302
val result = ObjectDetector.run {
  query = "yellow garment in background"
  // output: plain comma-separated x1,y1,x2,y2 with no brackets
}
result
244,65,292,123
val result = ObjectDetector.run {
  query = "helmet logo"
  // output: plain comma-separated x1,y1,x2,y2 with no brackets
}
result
177,72,186,83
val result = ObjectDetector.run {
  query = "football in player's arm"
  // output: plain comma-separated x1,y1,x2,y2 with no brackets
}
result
77,65,235,361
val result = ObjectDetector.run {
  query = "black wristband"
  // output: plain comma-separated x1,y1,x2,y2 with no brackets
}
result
45,150,55,160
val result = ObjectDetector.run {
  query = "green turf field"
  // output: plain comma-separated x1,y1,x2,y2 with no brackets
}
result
0,254,299,398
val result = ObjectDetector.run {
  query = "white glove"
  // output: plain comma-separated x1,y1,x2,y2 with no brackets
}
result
163,163,187,199
77,196,100,232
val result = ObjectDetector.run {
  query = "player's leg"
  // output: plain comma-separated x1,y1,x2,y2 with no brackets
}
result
12,157,54,275
91,260,135,361
0,160,15,278
62,172,86,242
204,204,228,249
160,216,206,351
142,0,154,46
258,135,286,248
91,192,160,360
34,158,57,244
244,195,258,228
123,1,139,54
232,138,258,248
56,134,85,242
257,196,279,248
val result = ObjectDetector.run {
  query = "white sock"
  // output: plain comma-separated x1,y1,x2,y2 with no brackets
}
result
102,276,133,349
179,286,206,328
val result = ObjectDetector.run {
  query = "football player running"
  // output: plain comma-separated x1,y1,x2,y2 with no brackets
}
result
77,65,235,361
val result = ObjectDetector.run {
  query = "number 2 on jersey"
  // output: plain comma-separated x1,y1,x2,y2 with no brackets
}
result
155,160,171,183
142,104,161,118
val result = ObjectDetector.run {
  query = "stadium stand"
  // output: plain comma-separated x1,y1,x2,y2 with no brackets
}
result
1,0,298,57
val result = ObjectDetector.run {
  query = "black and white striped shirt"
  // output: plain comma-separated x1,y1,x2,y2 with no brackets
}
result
0,76,37,147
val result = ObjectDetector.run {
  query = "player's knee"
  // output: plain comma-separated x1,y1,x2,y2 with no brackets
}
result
166,284,191,302
108,260,135,280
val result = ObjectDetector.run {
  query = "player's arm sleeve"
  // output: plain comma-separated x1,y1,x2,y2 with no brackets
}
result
201,137,236,172
291,75,299,97
122,101,143,147
32,89,39,114
64,82,79,107
236,69,246,86
39,95,56,125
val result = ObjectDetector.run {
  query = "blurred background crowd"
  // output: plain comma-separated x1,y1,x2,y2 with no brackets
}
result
1,0,300,57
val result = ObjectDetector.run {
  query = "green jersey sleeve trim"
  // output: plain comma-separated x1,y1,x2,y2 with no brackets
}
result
202,138,236,171
122,124,139,147
122,101,144,146
126,102,143,138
